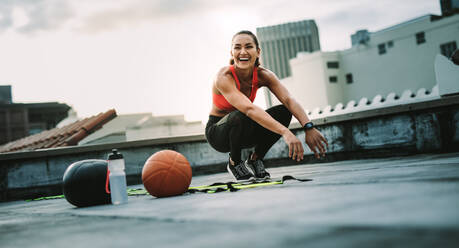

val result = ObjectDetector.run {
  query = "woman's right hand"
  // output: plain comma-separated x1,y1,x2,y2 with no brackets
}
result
282,129,304,161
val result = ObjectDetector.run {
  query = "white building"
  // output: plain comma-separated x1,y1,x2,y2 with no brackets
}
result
125,114,204,141
270,13,459,112
79,113,204,145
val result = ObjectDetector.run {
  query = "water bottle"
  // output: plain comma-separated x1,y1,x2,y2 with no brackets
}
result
107,149,128,205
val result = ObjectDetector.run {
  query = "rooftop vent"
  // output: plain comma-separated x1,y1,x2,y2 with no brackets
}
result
0,85,12,104
441,0,459,16
351,30,370,47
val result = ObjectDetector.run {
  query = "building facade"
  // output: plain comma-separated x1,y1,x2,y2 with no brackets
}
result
0,85,70,145
78,113,205,145
273,13,459,112
257,20,321,80
257,20,321,107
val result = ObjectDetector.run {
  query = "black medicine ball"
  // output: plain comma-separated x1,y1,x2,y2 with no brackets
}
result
63,159,111,207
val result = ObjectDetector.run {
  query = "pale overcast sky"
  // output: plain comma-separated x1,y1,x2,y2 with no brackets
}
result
0,0,441,122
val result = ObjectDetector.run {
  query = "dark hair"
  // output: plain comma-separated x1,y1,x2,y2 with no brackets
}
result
230,30,261,67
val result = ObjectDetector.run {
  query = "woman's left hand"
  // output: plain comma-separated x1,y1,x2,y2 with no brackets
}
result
305,128,328,159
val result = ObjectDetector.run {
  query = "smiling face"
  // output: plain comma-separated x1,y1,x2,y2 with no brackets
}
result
231,34,260,70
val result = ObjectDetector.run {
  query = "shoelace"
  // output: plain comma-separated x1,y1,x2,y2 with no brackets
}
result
235,163,251,177
253,160,267,175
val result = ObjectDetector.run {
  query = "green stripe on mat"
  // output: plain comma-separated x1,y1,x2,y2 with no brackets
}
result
26,175,311,201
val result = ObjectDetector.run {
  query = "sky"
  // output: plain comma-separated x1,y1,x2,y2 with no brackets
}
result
0,0,441,123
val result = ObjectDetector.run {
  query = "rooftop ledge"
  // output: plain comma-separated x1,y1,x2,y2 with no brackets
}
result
1,94,458,162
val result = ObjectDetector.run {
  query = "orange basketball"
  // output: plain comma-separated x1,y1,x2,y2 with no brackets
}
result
142,150,192,197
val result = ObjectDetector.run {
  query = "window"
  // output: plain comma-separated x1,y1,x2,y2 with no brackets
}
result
346,73,353,84
387,40,394,48
329,76,337,83
416,32,426,45
327,61,339,69
378,43,386,55
440,41,457,58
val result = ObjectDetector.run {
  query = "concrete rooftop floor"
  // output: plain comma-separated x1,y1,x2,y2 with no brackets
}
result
1,152,459,248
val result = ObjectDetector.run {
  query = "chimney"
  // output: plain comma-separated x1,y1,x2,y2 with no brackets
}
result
0,85,12,104
440,0,459,16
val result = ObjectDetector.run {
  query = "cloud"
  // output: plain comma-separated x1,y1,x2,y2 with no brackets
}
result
76,0,212,33
0,0,209,34
319,0,440,32
0,0,440,36
319,8,383,32
0,1,15,31
0,0,74,34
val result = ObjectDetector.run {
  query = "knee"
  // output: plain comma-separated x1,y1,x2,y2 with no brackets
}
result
279,105,292,117
227,111,248,127
273,105,292,126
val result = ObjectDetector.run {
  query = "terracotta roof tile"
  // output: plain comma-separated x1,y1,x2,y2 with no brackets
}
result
0,109,117,153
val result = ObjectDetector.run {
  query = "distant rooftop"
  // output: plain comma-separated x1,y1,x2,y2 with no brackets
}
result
0,109,117,153
351,12,458,47
373,14,434,35
0,85,12,104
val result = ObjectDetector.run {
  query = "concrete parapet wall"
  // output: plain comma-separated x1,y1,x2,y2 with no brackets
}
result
1,95,459,202
308,85,440,120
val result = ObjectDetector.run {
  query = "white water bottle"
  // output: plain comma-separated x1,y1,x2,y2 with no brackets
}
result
107,149,128,205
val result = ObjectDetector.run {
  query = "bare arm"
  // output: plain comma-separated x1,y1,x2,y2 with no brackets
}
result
264,70,329,158
217,74,288,135
264,71,310,126
216,74,305,161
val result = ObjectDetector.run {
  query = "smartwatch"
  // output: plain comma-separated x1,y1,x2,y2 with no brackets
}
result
303,122,314,130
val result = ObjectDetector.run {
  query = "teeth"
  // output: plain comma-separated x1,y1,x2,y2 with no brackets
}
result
240,58,249,61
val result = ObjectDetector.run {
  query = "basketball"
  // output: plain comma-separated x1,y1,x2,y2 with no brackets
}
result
142,150,192,197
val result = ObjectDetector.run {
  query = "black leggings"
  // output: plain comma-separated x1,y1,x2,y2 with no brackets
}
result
205,105,292,163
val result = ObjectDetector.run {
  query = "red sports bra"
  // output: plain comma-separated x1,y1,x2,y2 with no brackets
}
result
212,65,259,111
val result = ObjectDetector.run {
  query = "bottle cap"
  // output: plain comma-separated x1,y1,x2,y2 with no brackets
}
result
108,149,124,160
